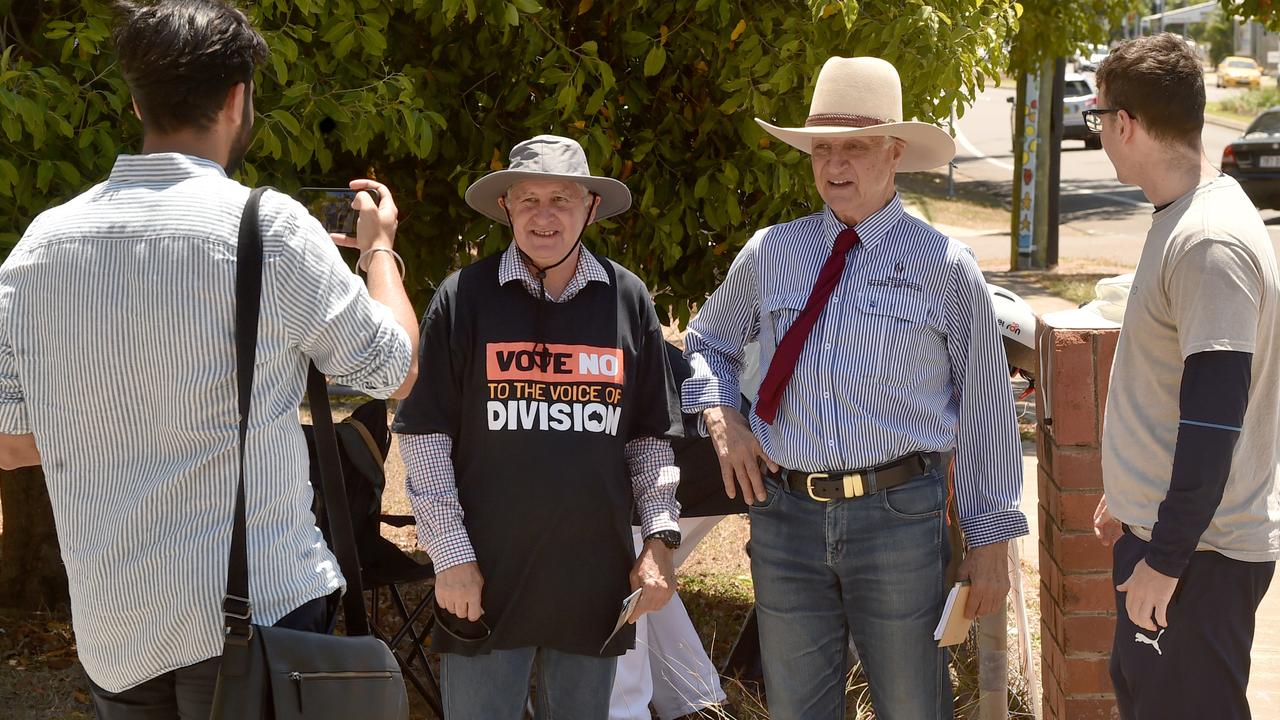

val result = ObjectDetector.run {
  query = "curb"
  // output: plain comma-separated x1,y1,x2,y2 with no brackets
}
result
1205,113,1248,132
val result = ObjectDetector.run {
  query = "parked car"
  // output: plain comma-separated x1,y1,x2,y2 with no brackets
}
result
1076,45,1109,72
1006,73,1101,150
1062,73,1101,150
1217,56,1262,88
1221,108,1280,209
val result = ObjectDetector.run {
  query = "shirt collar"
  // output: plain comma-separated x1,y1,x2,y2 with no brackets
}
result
821,193,905,252
498,241,611,302
107,153,228,183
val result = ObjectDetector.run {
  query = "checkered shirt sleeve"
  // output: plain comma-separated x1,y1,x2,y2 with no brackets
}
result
399,432,477,573
627,436,681,536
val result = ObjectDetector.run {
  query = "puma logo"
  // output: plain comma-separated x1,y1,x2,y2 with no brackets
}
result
1134,628,1165,656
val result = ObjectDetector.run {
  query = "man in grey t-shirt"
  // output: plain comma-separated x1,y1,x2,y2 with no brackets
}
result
1089,34,1279,719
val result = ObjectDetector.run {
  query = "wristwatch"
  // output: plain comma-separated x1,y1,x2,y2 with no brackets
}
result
644,529,682,550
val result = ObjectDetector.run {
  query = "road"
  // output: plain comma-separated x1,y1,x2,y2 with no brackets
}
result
944,73,1279,268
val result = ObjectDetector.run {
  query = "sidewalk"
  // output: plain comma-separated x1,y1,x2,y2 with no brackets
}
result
1015,291,1280,717
931,220,1144,270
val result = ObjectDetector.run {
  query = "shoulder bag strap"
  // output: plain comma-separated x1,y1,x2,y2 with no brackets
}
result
225,187,369,639
306,363,370,635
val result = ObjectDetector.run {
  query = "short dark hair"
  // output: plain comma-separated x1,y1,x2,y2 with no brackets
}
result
1096,33,1204,148
112,0,268,134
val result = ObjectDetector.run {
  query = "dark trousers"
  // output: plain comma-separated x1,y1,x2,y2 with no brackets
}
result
89,592,338,720
1110,530,1274,720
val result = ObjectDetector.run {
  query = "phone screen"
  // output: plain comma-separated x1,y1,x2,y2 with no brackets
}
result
296,188,376,236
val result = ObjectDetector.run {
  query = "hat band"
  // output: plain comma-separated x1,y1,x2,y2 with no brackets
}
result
804,113,890,128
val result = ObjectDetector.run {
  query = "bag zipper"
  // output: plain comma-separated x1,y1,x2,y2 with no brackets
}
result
289,670,395,712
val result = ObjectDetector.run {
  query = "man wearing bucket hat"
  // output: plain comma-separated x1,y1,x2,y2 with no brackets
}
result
683,57,1028,717
391,135,684,718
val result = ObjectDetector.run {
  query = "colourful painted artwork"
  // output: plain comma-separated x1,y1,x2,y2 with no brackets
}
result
1017,71,1039,261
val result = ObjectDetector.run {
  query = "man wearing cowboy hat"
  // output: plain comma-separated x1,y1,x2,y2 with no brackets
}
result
683,57,1027,717
392,134,684,718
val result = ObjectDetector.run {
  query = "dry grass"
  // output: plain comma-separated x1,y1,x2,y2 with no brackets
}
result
984,267,1130,310
896,172,1013,231
1033,273,1113,307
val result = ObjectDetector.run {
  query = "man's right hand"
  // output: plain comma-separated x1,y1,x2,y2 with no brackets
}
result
703,405,778,504
1094,495,1123,547
329,178,398,254
435,561,484,621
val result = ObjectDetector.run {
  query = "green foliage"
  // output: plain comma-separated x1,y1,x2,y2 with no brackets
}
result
1205,9,1236,65
1222,0,1280,31
1007,0,1143,77
2,0,1020,324
1209,85,1280,116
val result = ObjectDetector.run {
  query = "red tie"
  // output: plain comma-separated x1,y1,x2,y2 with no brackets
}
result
755,227,860,424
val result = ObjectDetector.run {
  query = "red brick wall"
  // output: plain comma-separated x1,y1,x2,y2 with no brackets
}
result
1036,318,1121,720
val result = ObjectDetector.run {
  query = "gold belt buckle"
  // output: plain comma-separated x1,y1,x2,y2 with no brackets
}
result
805,472,867,501
805,473,831,502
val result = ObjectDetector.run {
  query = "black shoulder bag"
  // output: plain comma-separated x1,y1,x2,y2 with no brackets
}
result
210,187,409,720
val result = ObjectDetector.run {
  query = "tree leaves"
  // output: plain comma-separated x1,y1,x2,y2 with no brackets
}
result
644,46,667,77
1223,1,1280,32
4,0,1027,326
1008,1,1142,77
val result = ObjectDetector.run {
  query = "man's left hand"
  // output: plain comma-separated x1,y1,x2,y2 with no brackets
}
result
627,540,676,623
958,541,1011,619
1116,558,1178,632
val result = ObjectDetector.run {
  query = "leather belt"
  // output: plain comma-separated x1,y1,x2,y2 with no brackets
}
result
777,452,946,502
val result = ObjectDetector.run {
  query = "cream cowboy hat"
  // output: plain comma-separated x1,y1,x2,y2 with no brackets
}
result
464,135,632,225
755,56,956,173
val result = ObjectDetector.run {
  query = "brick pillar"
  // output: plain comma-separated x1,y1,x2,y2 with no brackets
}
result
1036,312,1121,720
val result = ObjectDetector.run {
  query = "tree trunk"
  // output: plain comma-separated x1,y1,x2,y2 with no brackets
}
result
0,466,69,610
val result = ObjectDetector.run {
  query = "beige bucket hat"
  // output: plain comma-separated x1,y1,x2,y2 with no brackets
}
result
756,56,956,172
464,135,632,225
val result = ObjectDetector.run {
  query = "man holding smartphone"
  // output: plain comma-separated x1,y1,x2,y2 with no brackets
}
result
0,1,418,717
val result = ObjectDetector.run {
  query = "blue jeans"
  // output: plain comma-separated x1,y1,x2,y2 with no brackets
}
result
750,469,952,719
441,647,617,720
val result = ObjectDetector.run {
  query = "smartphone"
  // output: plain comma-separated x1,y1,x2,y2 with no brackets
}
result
297,187,381,236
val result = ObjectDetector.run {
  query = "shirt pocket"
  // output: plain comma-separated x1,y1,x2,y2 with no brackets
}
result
761,293,808,349
856,291,941,387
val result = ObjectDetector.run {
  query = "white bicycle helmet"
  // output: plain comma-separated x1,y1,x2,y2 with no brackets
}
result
988,283,1037,377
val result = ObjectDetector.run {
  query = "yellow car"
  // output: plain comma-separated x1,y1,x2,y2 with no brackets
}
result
1217,56,1262,89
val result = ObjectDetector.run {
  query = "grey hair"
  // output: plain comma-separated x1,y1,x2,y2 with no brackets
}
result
503,180,593,205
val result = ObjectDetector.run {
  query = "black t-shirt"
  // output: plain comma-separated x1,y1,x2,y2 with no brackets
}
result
392,250,682,657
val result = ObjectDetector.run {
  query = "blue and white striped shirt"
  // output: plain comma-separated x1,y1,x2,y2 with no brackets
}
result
683,195,1027,547
0,153,412,692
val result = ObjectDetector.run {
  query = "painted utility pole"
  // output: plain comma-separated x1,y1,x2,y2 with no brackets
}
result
1010,58,1056,270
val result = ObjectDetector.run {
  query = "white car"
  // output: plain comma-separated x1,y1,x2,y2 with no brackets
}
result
1062,73,1102,150
1077,45,1109,72
1008,73,1101,150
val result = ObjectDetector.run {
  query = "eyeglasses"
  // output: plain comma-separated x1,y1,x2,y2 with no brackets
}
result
1081,108,1136,133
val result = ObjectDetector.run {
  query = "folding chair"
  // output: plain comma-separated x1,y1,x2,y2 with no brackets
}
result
314,399,445,718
